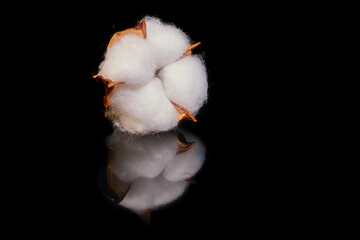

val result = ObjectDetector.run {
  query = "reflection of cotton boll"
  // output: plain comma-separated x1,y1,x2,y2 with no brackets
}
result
106,77,178,134
144,16,190,69
98,34,156,86
120,175,188,211
99,128,208,219
107,131,178,181
159,55,208,114
163,131,206,182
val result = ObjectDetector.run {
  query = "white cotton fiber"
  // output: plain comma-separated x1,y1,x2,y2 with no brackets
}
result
158,55,208,114
106,77,179,134
107,131,179,181
144,16,190,69
162,131,206,182
120,175,188,211
98,34,156,86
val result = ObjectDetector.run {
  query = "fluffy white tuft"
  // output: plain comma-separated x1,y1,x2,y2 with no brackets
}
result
159,55,208,114
106,77,179,134
98,34,156,86
144,16,190,69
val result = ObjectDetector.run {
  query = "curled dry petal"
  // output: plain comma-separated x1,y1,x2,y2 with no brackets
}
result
171,101,197,122
107,19,146,49
185,178,197,184
106,152,131,204
137,208,151,223
183,42,201,57
93,75,124,108
176,138,196,154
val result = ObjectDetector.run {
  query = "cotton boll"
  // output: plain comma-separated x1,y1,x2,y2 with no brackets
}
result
162,131,206,182
106,77,179,134
98,34,156,86
144,16,190,69
106,131,179,181
95,17,208,134
120,175,188,211
158,55,208,114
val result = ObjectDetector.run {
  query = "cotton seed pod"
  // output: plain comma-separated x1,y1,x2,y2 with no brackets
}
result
94,17,208,134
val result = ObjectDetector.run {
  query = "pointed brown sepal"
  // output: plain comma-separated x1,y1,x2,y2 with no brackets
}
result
93,74,112,84
185,178,197,184
108,81,125,88
138,208,151,223
103,91,111,108
93,75,124,108
107,20,146,49
135,19,147,38
106,159,132,204
177,139,196,154
183,42,201,57
171,101,197,122
93,75,125,87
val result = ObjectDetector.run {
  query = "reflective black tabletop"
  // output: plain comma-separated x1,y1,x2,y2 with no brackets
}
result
9,4,302,237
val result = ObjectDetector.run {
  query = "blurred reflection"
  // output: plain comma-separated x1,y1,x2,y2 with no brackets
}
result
98,129,206,220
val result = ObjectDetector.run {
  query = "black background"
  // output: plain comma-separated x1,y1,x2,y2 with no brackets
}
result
8,3,307,237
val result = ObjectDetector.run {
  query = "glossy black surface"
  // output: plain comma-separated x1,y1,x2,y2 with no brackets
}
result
11,4,301,237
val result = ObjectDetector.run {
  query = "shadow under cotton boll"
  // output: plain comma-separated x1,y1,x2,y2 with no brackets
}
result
98,129,206,222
